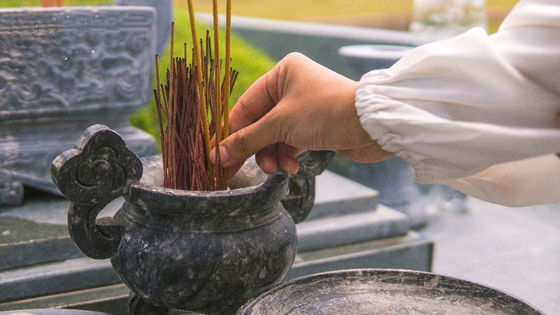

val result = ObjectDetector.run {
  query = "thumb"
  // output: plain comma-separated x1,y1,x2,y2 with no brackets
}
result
210,118,279,169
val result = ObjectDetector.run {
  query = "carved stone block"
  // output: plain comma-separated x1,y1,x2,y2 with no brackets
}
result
0,7,158,206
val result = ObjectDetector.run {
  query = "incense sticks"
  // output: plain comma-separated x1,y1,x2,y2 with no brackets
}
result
39,0,76,6
154,1,236,191
223,0,233,182
38,0,81,7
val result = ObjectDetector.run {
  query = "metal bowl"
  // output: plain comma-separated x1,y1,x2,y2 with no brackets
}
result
238,269,544,314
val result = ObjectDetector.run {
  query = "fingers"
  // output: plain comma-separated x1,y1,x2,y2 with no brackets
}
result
228,65,281,135
210,115,280,170
255,145,278,174
255,143,300,174
276,143,300,174
209,61,282,176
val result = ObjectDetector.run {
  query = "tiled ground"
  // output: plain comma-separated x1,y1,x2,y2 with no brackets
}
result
419,198,560,315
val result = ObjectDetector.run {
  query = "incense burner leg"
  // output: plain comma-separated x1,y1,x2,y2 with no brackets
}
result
128,291,170,315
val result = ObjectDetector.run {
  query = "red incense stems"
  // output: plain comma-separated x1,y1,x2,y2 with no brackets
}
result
154,18,237,191
40,0,74,7
222,0,233,182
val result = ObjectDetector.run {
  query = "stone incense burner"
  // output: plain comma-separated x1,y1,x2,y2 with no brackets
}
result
51,125,333,314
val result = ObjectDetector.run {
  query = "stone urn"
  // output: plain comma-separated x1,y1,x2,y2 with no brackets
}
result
51,125,334,314
0,6,158,206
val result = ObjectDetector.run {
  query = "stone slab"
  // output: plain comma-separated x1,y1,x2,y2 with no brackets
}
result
0,257,120,302
308,170,379,220
297,204,409,252
0,235,82,272
0,284,129,313
287,231,433,281
0,194,123,271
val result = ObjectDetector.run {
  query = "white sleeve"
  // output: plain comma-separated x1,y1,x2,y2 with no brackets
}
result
355,0,560,205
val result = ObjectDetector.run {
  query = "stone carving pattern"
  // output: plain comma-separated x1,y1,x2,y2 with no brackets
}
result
52,124,143,205
0,8,155,117
51,124,143,259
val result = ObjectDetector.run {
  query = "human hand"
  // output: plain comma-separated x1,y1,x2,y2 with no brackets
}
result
210,53,393,176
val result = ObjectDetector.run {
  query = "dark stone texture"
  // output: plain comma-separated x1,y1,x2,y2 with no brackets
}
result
51,125,335,314
239,269,545,315
281,151,335,223
52,125,143,260
111,174,296,314
52,125,144,206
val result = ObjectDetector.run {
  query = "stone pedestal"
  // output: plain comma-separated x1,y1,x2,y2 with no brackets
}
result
287,171,432,279
0,171,432,314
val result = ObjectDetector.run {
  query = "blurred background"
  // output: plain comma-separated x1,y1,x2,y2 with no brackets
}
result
188,0,516,33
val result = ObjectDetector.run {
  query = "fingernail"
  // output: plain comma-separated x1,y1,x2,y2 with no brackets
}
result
287,164,299,174
259,159,273,174
260,159,269,173
218,146,229,165
209,146,229,165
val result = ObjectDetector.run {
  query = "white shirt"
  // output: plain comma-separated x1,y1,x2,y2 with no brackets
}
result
356,0,560,207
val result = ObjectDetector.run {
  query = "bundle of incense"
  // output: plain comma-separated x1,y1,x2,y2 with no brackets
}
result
154,0,236,191
41,0,73,6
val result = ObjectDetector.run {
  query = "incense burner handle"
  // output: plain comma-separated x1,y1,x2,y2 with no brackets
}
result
282,150,335,224
51,125,143,259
